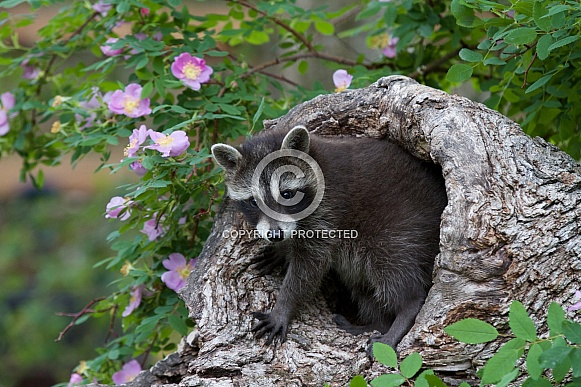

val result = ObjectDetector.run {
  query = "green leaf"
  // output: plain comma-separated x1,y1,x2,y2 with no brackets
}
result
314,20,335,35
168,314,188,336
349,375,367,387
251,97,265,131
509,300,537,341
522,377,553,387
399,352,422,378
504,27,537,45
446,64,473,83
141,81,154,99
526,73,554,94
547,302,565,335
483,57,506,66
562,320,581,344
481,338,526,384
459,48,483,63
548,36,579,52
526,343,544,380
167,0,181,7
0,0,29,7
370,374,405,387
413,370,434,387
496,368,520,387
544,4,571,17
552,353,571,383
533,1,551,32
246,30,270,45
451,0,478,27
444,318,499,343
424,374,448,387
373,342,397,368
536,34,553,61
298,60,309,74
539,346,572,369
571,348,581,378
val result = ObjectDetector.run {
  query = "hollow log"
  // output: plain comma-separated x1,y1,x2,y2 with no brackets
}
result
104,75,581,386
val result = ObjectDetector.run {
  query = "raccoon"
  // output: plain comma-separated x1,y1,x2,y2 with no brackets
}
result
211,125,447,352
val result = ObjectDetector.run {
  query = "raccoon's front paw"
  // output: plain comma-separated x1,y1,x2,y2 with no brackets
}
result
250,246,288,276
251,311,289,345
366,334,398,359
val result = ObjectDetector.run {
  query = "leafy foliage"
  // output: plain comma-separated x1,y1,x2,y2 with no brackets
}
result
446,0,581,158
352,300,581,386
0,0,580,384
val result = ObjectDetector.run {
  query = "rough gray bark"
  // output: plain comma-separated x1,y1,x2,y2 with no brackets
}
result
109,75,581,386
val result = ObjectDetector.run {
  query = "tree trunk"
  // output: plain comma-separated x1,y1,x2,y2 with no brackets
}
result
112,75,581,386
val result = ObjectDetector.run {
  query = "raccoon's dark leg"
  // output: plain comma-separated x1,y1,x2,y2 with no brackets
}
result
252,251,330,345
367,295,425,354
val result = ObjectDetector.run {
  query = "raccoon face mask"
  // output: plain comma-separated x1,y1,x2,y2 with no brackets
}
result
211,126,319,242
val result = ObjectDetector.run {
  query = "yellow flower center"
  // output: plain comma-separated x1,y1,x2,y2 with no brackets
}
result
183,61,202,80
120,260,133,276
370,33,390,49
124,138,138,156
124,96,139,114
178,265,191,279
52,95,63,107
51,121,62,133
156,134,174,147
334,85,347,93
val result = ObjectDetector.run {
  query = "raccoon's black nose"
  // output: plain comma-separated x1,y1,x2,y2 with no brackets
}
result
266,230,285,242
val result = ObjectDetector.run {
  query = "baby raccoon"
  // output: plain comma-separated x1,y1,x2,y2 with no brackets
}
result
211,125,447,352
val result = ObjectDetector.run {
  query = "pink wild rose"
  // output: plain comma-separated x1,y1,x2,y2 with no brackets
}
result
93,1,112,16
382,36,399,58
124,125,149,157
144,129,190,157
568,290,581,312
76,92,101,131
171,53,213,90
105,196,132,221
112,360,141,385
161,253,196,292
130,160,148,176
0,92,16,136
141,218,165,241
21,63,40,80
67,373,83,387
108,83,151,118
100,38,123,57
122,286,143,317
332,69,353,93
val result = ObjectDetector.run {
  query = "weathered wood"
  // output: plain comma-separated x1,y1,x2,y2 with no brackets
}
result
106,75,581,386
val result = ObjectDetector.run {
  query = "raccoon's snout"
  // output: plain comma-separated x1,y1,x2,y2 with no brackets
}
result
256,218,295,243
264,229,285,243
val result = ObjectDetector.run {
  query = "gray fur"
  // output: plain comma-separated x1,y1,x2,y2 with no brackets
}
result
211,125,447,352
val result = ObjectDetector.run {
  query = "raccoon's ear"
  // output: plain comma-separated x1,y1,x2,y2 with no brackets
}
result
281,125,310,153
211,144,242,172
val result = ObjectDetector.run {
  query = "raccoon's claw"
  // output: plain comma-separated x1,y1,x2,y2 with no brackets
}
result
251,311,288,345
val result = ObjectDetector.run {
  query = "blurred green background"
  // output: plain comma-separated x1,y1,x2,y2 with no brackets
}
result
0,152,137,387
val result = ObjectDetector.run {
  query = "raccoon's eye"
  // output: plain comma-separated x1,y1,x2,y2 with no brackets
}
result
280,190,294,199
249,197,258,207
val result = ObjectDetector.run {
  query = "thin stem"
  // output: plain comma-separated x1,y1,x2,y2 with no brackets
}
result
55,296,106,342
